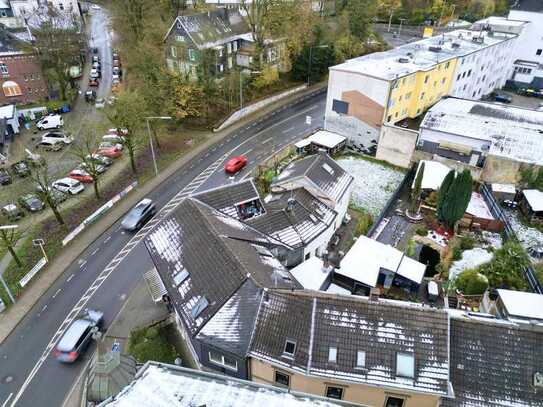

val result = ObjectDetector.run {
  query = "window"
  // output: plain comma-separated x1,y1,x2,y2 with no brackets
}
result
445,61,450,69
228,57,233,69
322,163,334,175
394,112,398,118
387,115,392,122
227,43,232,54
356,350,365,368
188,49,196,61
175,35,185,42
441,77,446,85
457,74,461,81
274,371,290,387
170,46,177,58
420,92,425,100
208,350,238,371
405,92,411,100
328,347,337,363
467,69,472,77
325,386,344,400
537,49,542,56
385,396,405,407
462,72,466,78
424,75,429,84
191,296,209,319
305,252,310,260
2,81,22,97
218,48,223,57
332,99,348,114
233,41,238,52
0,63,8,75
283,339,296,357
398,95,402,101
396,352,415,378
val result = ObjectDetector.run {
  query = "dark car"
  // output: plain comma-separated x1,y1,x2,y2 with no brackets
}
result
85,90,96,103
89,78,99,87
494,93,512,103
224,155,247,174
0,168,12,185
11,161,30,177
18,194,45,212
121,198,156,231
87,154,113,167
1,204,24,221
54,309,103,363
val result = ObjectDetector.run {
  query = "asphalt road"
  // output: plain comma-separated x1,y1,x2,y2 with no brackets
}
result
0,85,326,407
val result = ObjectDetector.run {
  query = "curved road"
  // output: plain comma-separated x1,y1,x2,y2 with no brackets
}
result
0,68,327,407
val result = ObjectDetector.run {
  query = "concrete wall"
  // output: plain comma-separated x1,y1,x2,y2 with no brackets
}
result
481,154,521,184
376,125,419,168
250,358,441,407
432,155,483,181
418,127,490,152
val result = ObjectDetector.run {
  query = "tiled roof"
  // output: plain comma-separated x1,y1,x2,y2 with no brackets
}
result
247,188,336,248
250,291,451,396
273,154,353,204
443,316,543,407
145,198,299,336
193,179,261,220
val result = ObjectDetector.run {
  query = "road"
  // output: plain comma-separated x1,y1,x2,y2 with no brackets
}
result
0,10,327,404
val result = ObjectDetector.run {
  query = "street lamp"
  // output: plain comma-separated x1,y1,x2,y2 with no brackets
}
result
240,70,261,109
308,44,329,86
32,239,47,263
0,225,18,304
145,116,173,177
398,18,407,37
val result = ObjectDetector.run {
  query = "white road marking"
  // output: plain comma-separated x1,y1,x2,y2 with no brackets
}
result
52,289,62,299
262,137,274,143
41,305,47,313
281,126,295,134
78,260,87,269
2,393,13,407
91,248,100,256
103,236,111,244
240,148,253,156
66,274,74,283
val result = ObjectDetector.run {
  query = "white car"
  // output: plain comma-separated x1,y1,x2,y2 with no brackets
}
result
95,98,105,109
41,131,73,145
99,141,123,151
90,69,100,79
52,178,84,195
102,134,125,144
37,114,63,130
91,4,100,10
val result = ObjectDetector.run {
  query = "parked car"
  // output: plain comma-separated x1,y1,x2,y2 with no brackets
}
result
37,139,64,152
528,245,543,259
36,114,63,130
87,154,113,166
95,98,105,109
41,131,73,145
494,93,512,103
112,52,120,62
92,55,100,64
89,78,99,87
54,309,103,363
90,68,101,79
224,155,247,174
121,198,156,231
95,145,122,159
112,66,122,77
102,134,125,145
112,78,120,86
99,141,123,151
107,128,128,136
69,169,94,183
112,74,121,82
78,162,106,174
85,90,96,103
11,161,30,177
1,204,24,221
92,62,101,71
18,194,45,212
53,178,85,195
0,168,12,185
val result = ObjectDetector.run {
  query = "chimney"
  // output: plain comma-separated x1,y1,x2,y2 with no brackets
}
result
369,287,380,302
322,250,330,270
286,197,296,212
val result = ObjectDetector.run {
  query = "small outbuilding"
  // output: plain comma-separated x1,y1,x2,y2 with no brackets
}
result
295,130,346,155
491,183,516,202
0,104,19,136
519,189,543,223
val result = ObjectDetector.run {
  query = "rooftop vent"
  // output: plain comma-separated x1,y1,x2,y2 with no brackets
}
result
398,57,410,63
429,46,442,52
472,36,484,44
286,197,296,212
451,42,461,49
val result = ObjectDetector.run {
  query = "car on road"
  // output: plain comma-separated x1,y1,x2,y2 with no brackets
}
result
11,161,30,177
87,154,113,166
224,155,247,174
92,62,101,71
53,178,85,195
1,203,24,221
0,168,12,185
37,139,64,151
89,78,99,87
18,194,45,212
69,169,94,183
78,162,106,174
41,131,73,145
493,93,512,103
36,114,63,130
85,90,96,102
54,309,103,363
121,198,156,231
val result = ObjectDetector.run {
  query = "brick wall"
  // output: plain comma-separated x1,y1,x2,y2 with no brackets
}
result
0,52,48,106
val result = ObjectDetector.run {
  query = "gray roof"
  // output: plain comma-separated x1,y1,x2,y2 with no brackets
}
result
145,198,300,336
443,316,543,407
272,154,353,204
511,0,543,12
168,9,249,49
247,188,336,249
249,291,451,396
193,179,261,220
0,26,23,54
87,352,137,403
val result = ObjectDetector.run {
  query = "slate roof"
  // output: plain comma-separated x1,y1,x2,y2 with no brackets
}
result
511,0,543,12
145,198,300,336
167,9,250,49
193,179,261,220
272,154,354,204
247,188,336,249
443,316,543,406
0,26,24,55
250,291,451,396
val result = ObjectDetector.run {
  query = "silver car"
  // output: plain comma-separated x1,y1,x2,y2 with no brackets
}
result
121,198,156,231
54,309,103,363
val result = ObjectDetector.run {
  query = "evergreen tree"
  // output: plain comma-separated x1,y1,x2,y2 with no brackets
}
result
410,162,425,214
440,169,473,229
436,170,455,222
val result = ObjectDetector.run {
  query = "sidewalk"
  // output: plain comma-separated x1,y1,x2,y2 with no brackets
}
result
0,82,326,344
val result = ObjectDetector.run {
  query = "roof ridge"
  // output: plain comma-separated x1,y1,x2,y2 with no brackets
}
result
192,178,256,198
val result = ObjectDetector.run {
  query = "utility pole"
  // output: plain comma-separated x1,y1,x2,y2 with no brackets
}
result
145,116,172,177
388,11,394,32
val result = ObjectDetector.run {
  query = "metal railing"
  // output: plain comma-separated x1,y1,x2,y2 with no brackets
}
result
480,184,543,294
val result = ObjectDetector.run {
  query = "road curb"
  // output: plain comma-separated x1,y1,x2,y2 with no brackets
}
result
0,82,327,344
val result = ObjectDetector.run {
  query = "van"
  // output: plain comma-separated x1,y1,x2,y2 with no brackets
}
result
36,114,63,130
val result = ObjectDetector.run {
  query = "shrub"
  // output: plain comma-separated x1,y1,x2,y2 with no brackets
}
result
459,236,475,250
415,226,428,236
425,191,438,207
477,241,530,291
456,269,489,295
452,245,463,261
354,210,373,237
128,326,177,364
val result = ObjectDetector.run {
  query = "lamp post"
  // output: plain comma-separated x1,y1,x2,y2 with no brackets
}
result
0,225,18,304
239,70,261,109
388,10,394,32
32,238,47,263
398,18,406,37
145,116,172,177
308,44,329,86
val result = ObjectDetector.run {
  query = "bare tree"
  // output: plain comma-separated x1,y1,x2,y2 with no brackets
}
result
240,0,272,49
70,133,103,199
29,161,65,225
0,226,24,267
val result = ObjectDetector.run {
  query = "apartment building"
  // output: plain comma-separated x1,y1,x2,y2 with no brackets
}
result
325,29,517,150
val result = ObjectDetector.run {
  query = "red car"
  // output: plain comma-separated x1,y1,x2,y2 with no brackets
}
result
89,78,99,87
68,169,93,184
95,146,122,159
224,155,247,174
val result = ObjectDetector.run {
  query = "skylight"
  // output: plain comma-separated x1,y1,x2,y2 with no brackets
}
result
173,269,189,286
396,352,415,378
191,296,209,319
283,340,296,357
309,214,319,224
328,347,337,363
356,350,366,368
322,163,334,175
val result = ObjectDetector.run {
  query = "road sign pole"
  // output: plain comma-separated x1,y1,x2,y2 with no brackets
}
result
0,273,15,304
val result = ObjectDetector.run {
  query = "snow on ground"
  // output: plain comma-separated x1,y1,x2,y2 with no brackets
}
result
449,248,494,280
338,156,405,217
504,209,543,250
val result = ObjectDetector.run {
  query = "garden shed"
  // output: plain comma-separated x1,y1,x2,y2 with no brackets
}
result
519,189,543,223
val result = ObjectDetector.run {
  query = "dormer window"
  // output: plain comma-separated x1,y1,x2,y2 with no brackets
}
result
328,347,337,363
283,339,296,357
396,352,415,378
356,350,365,368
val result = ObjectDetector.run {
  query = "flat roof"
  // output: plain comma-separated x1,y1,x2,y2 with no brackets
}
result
491,183,516,194
522,189,543,212
421,97,543,165
466,192,494,220
330,29,516,80
497,289,543,320
290,257,332,291
474,16,528,27
414,160,451,191
307,130,346,149
0,104,15,119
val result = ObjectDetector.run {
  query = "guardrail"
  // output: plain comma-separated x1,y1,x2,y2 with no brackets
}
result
480,184,543,294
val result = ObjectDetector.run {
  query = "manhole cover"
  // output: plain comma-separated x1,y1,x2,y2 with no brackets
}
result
4,375,13,383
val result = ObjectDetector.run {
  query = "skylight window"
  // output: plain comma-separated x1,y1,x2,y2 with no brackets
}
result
328,347,337,363
322,163,334,175
396,352,415,378
309,214,319,224
356,350,366,368
283,340,296,357
173,269,189,286
191,296,209,319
